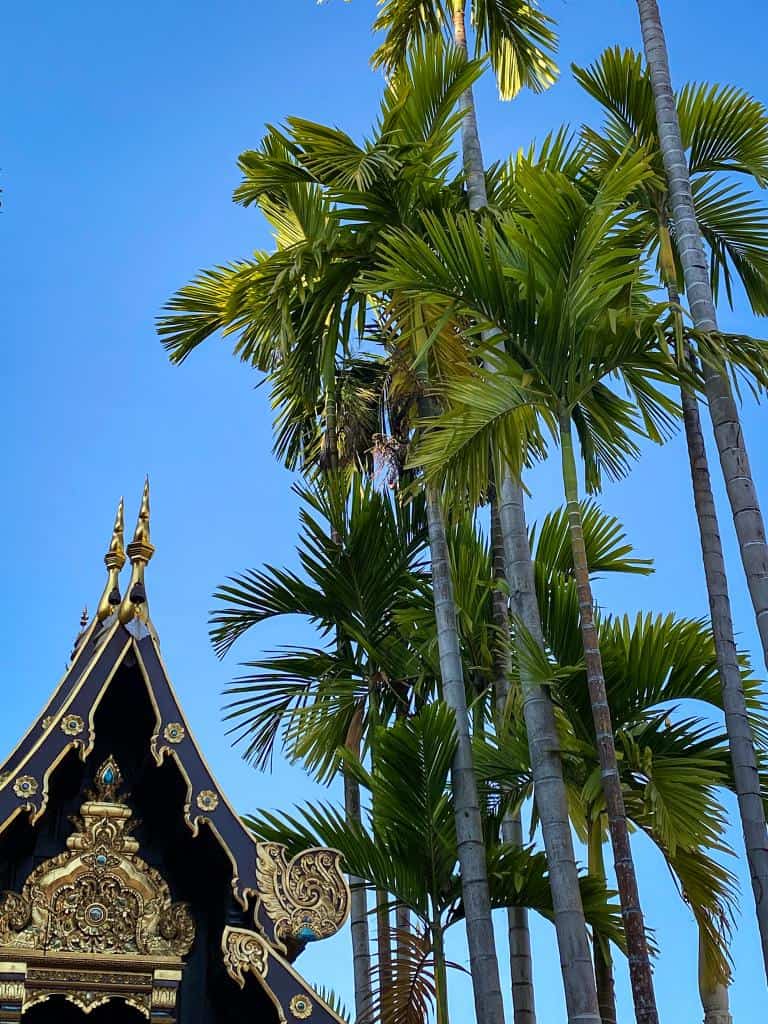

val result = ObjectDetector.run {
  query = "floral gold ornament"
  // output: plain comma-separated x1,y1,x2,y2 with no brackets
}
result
256,843,349,948
0,756,195,960
290,994,313,1019
61,714,85,737
196,790,219,813
163,721,186,744
13,776,38,800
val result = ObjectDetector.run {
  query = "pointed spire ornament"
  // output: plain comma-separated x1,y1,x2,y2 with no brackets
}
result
119,478,156,625
97,498,127,621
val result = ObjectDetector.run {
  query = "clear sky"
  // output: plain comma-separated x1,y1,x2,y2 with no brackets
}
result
3,1,767,1020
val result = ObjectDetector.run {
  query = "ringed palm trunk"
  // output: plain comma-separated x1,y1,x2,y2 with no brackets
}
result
498,474,602,1024
329,400,372,1023
424,479,506,1024
491,495,536,1024
636,0,768,674
559,412,660,1024
451,7,600,1020
665,269,768,980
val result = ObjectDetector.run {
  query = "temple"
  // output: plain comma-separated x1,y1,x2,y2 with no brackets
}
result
0,483,349,1023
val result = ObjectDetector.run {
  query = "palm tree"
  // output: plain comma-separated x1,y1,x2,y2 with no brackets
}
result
369,149,692,1022
159,49,483,1019
159,43,601,1024
634,1,768,689
246,702,624,1024
371,10,602,1019
526,503,767,1023
573,46,768,978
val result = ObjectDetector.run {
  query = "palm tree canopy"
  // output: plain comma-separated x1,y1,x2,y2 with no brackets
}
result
573,46,768,314
219,478,430,776
371,0,559,100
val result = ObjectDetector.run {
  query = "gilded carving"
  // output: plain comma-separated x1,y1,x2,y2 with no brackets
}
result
0,980,24,1002
24,990,151,1017
151,985,179,1009
222,926,270,987
61,714,85,737
196,789,219,812
256,843,349,947
163,721,185,744
290,994,314,1019
0,757,195,960
12,776,38,800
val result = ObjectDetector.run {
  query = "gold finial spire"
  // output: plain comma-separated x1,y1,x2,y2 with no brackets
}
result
132,476,151,548
119,478,156,626
96,497,127,622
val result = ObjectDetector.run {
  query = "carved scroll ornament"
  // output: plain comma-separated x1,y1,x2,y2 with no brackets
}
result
256,842,349,950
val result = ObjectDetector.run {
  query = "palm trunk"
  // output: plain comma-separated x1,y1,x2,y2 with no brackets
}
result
698,933,733,1024
666,272,768,979
377,891,394,1022
588,819,618,1024
491,494,536,1024
344,769,373,1021
424,481,506,1024
636,0,768,673
451,7,600,1018
559,412,659,1024
498,472,603,1024
324,376,339,473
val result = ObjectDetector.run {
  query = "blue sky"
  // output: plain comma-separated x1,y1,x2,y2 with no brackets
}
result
3,1,767,1019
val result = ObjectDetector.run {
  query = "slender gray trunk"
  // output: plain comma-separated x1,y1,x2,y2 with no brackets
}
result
637,0,768,966
491,495,536,1024
498,475,602,1024
664,267,768,980
636,0,768,674
451,7,599,1017
679,364,768,976
344,771,373,1021
699,934,733,1024
425,483,506,1024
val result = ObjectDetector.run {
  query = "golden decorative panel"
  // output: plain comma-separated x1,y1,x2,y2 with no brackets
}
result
0,757,195,960
256,842,349,948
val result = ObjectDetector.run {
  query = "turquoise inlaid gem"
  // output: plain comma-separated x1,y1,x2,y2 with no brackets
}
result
297,926,317,941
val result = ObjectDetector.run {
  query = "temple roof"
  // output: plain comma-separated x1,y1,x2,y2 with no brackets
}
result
0,483,349,1024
